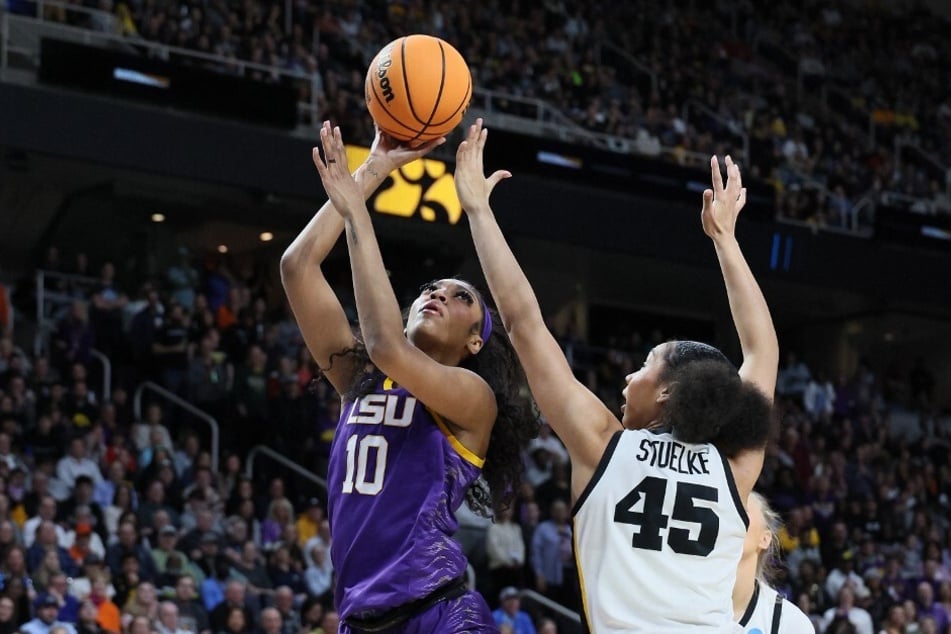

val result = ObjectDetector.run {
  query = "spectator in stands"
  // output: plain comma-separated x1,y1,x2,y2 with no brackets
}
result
492,587,535,634
486,506,525,598
47,572,80,624
132,404,173,456
155,601,190,634
121,581,159,625
820,585,873,634
271,587,300,634
530,500,574,608
827,550,871,602
51,301,94,374
68,556,114,602
105,521,157,583
915,581,949,632
171,574,209,634
127,284,164,380
313,610,338,634
89,262,128,359
166,248,200,312
24,496,66,548
208,581,255,633
260,499,293,549
21,594,77,634
777,352,812,403
64,520,105,567
152,303,190,396
230,541,272,600
216,606,250,634
303,541,331,601
151,525,189,576
74,601,103,634
293,498,322,549
137,480,180,535
28,521,77,578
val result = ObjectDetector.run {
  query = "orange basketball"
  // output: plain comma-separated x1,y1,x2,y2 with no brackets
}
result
365,35,472,145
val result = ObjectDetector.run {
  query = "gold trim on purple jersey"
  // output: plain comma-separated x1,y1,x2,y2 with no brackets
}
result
382,377,486,468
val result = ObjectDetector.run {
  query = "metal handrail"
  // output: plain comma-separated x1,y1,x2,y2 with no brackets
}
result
518,589,581,624
89,348,111,403
33,269,102,356
34,0,115,22
245,445,327,493
681,98,750,163
894,139,951,198
134,381,220,473
1,11,317,122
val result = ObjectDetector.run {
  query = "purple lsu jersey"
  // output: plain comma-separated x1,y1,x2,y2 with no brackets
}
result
328,376,483,621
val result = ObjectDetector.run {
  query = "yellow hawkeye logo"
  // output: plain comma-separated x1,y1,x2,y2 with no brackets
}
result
345,145,462,225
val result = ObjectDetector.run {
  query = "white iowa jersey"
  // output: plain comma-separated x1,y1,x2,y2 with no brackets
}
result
739,582,815,634
572,429,748,633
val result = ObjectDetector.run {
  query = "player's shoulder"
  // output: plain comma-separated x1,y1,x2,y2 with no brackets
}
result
779,598,814,633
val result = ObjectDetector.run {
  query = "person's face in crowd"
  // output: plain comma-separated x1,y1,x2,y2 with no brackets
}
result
303,602,323,626
159,603,179,628
38,604,59,625
39,496,57,520
320,611,339,634
620,343,671,430
226,608,246,632
0,597,13,622
137,583,156,605
79,601,98,624
260,609,281,634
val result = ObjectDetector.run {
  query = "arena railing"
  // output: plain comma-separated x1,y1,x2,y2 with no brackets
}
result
894,139,951,200
0,4,320,128
134,380,220,474
518,589,582,634
245,444,327,493
33,269,102,356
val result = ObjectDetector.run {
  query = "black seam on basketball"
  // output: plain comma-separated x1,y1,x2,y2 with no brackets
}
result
370,78,422,135
371,103,424,135
427,73,471,127
401,37,427,127
424,40,448,126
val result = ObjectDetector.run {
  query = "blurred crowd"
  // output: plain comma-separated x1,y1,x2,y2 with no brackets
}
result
0,243,944,634
10,0,950,233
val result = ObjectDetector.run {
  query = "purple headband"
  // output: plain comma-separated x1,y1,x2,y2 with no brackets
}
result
479,302,493,348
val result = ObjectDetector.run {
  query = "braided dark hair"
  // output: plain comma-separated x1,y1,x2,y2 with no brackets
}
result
658,342,776,457
318,287,538,518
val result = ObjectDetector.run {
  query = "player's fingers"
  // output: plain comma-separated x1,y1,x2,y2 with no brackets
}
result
486,170,511,193
710,156,724,196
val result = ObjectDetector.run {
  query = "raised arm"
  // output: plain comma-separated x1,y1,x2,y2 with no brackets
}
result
702,156,780,496
280,122,438,395
456,119,619,492
312,125,497,446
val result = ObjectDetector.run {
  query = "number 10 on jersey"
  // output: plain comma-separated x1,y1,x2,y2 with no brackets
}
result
343,434,389,495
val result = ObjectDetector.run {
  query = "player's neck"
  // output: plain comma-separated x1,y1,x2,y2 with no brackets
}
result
733,558,758,621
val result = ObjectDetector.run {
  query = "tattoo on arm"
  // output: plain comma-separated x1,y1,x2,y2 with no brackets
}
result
365,160,381,179
346,219,358,246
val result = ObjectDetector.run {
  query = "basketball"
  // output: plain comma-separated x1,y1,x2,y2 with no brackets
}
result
364,34,472,145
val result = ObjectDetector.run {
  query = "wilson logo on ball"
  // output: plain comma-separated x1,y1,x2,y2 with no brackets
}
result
376,45,395,103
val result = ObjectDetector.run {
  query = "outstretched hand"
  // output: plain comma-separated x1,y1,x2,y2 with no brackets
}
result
312,121,365,217
366,128,446,177
701,155,747,241
455,118,511,215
